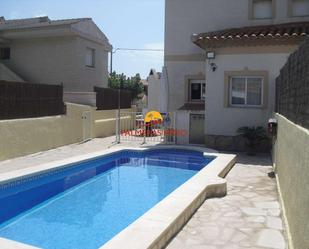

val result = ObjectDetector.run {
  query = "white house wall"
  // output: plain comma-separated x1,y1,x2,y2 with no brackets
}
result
165,0,309,149
4,37,75,87
165,0,309,112
72,20,112,51
3,36,109,92
165,61,205,111
175,111,190,144
147,77,161,111
205,52,291,136
0,62,24,82
165,0,309,56
73,36,109,91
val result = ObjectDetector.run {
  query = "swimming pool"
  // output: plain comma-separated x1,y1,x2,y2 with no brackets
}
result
0,149,214,249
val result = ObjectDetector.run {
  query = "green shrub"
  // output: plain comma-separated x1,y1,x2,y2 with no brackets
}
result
237,126,268,155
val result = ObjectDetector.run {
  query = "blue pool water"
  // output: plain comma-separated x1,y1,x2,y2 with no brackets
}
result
0,149,214,249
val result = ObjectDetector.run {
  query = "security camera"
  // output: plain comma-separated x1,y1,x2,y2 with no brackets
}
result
210,62,217,72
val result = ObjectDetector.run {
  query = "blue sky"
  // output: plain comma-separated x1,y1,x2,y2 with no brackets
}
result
1,0,165,78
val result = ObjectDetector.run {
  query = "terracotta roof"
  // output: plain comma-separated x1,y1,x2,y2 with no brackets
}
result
193,21,309,49
178,102,205,111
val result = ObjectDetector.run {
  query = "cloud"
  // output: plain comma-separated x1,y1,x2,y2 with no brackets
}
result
9,11,20,19
34,13,48,18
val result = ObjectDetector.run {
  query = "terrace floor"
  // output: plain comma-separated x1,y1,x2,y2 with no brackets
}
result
166,153,287,249
0,137,287,249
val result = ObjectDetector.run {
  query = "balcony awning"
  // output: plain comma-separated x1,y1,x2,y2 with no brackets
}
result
192,21,309,49
178,102,205,111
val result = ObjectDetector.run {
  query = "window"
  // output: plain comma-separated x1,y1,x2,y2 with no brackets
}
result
189,80,206,101
252,0,273,19
0,47,10,60
85,47,95,67
230,76,263,107
291,0,309,17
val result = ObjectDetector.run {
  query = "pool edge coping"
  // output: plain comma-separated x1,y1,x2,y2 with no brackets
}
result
0,145,236,249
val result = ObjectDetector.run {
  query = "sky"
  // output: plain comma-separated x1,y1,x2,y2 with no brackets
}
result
0,0,165,79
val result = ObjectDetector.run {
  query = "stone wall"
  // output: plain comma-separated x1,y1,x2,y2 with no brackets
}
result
276,38,309,130
205,135,270,152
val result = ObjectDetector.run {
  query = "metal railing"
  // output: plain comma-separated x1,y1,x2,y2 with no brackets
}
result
116,111,176,144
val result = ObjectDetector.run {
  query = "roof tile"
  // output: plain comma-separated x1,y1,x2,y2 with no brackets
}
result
193,21,309,48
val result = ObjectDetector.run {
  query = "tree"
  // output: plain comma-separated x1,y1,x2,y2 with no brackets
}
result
108,72,144,100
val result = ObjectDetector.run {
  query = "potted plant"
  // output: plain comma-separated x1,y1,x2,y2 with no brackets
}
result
237,126,268,155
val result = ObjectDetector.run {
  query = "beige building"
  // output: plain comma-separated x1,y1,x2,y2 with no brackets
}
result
0,16,112,92
165,0,309,148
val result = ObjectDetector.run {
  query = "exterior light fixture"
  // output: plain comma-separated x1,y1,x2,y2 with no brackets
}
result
206,51,215,59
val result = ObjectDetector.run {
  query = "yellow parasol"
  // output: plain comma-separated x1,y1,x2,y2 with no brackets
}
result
144,111,163,123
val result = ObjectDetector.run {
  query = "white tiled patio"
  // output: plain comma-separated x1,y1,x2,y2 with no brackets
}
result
166,153,287,249
0,137,288,249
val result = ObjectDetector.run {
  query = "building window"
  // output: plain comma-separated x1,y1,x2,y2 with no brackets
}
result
291,0,309,17
0,47,10,60
85,47,95,67
230,76,263,107
251,0,273,19
189,80,206,101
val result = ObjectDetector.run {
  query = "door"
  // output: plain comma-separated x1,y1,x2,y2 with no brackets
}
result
82,111,92,141
189,114,205,144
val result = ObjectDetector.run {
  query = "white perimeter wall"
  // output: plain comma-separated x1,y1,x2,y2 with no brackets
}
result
0,104,134,161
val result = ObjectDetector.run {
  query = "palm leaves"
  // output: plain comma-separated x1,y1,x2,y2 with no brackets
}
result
237,126,268,155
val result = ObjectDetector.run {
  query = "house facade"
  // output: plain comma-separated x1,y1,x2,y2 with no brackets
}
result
165,0,309,149
147,69,162,112
0,16,112,92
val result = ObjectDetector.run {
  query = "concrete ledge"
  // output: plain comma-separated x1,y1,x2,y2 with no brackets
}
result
64,92,97,107
0,146,236,249
0,238,39,249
